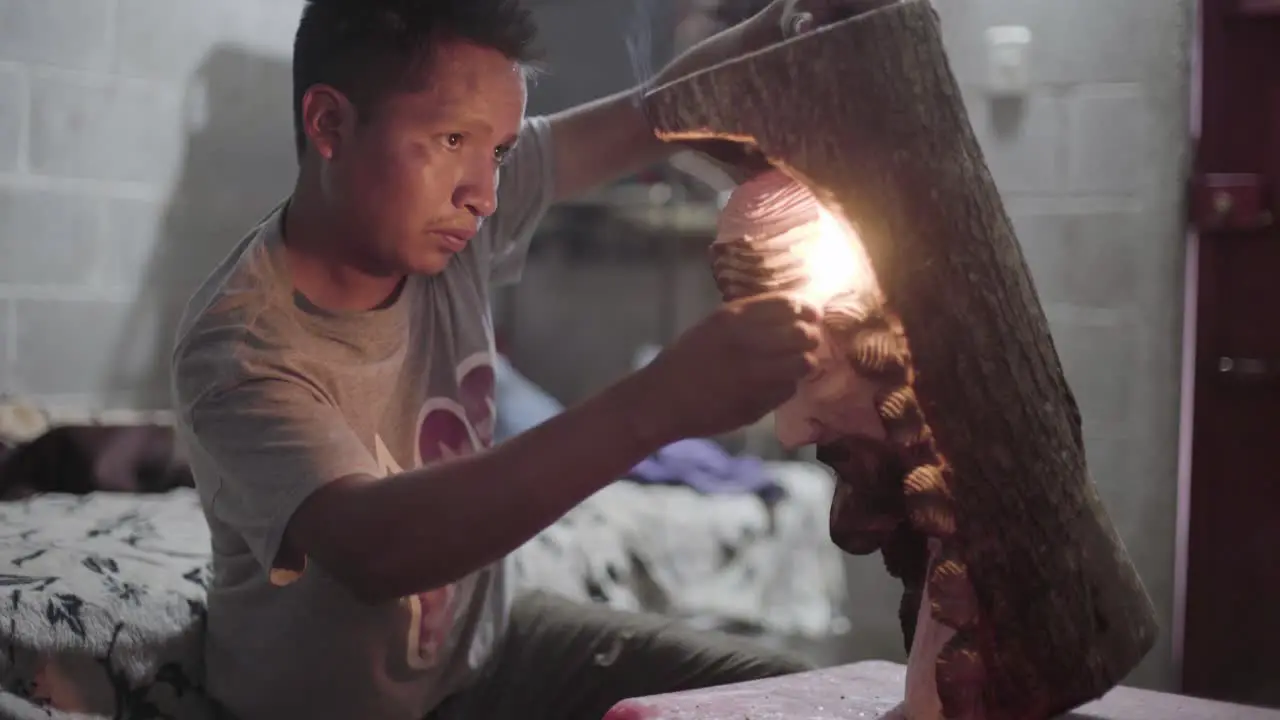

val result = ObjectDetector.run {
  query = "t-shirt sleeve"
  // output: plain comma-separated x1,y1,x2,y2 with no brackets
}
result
479,114,556,287
183,375,382,580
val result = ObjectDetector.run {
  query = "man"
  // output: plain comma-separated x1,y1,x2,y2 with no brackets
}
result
172,1,873,718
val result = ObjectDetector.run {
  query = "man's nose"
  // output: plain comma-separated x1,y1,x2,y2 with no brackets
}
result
455,166,499,218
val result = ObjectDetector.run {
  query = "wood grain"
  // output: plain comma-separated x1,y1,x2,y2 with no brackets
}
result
643,1,1160,717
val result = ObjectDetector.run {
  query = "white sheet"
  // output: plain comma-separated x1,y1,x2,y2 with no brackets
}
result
513,460,847,636
0,492,213,720
0,462,846,719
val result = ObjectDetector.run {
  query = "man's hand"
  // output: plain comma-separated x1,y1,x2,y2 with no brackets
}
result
636,293,823,442
691,0,904,62
756,0,903,46
651,0,903,183
545,0,905,205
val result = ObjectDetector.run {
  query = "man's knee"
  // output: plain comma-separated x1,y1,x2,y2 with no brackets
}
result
635,621,817,687
711,642,815,683
758,648,817,676
506,591,814,685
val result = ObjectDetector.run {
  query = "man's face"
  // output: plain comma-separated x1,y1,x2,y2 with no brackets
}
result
315,41,528,277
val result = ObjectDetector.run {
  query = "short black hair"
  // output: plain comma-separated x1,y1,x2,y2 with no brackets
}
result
292,0,542,160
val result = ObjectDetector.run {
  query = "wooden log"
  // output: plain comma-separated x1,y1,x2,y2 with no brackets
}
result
644,1,1159,718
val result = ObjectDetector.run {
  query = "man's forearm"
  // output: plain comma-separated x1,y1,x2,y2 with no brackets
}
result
298,369,673,604
548,89,671,203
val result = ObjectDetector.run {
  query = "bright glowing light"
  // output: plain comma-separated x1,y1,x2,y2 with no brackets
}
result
712,173,888,451
792,204,880,307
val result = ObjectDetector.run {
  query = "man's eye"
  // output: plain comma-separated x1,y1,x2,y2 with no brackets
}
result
493,145,512,165
443,133,464,149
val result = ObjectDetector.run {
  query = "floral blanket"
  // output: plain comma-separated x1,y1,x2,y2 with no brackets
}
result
0,463,844,720
0,492,214,720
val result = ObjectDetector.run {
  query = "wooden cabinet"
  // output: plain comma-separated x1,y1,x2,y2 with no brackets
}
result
1184,0,1280,708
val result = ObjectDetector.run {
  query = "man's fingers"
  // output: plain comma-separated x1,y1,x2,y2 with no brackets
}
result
783,0,901,36
728,294,823,360
744,318,823,360
736,292,821,323
799,349,822,375
754,350,821,389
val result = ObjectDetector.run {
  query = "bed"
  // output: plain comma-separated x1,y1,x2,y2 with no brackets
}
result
0,377,848,719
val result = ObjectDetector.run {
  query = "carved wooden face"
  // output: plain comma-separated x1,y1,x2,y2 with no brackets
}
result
711,169,880,306
711,168,886,448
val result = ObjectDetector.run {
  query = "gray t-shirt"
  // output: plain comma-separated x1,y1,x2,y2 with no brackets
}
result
171,117,555,720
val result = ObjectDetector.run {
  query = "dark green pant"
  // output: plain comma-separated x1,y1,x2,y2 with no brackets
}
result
433,590,815,720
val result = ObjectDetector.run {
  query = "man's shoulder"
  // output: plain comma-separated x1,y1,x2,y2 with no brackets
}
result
171,210,296,406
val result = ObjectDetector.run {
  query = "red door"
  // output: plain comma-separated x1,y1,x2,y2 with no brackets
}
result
1183,0,1280,707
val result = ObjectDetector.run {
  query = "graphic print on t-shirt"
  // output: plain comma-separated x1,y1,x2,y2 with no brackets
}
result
403,350,497,670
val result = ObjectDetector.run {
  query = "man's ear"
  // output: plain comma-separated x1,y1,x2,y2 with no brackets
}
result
300,85,353,161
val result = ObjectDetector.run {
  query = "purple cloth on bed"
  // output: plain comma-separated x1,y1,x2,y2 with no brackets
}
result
628,439,777,496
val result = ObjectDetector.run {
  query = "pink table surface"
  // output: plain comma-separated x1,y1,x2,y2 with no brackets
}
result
604,660,1280,720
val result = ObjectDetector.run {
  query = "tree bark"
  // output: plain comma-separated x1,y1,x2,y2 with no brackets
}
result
644,1,1159,718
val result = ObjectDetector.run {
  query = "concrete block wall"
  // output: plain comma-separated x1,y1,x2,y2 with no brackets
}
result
0,0,1192,691
0,0,305,411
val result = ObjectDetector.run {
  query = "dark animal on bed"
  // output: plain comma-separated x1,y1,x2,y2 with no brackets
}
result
0,424,193,500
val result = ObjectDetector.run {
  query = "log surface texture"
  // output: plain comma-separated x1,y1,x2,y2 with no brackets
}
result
644,2,1160,718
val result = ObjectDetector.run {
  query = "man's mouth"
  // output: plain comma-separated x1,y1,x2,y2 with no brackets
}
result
435,228,475,253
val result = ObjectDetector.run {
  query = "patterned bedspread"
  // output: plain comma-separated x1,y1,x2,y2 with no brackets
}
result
0,462,845,720
0,492,213,720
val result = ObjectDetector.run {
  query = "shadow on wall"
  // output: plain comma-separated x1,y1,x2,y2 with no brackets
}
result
108,45,297,409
